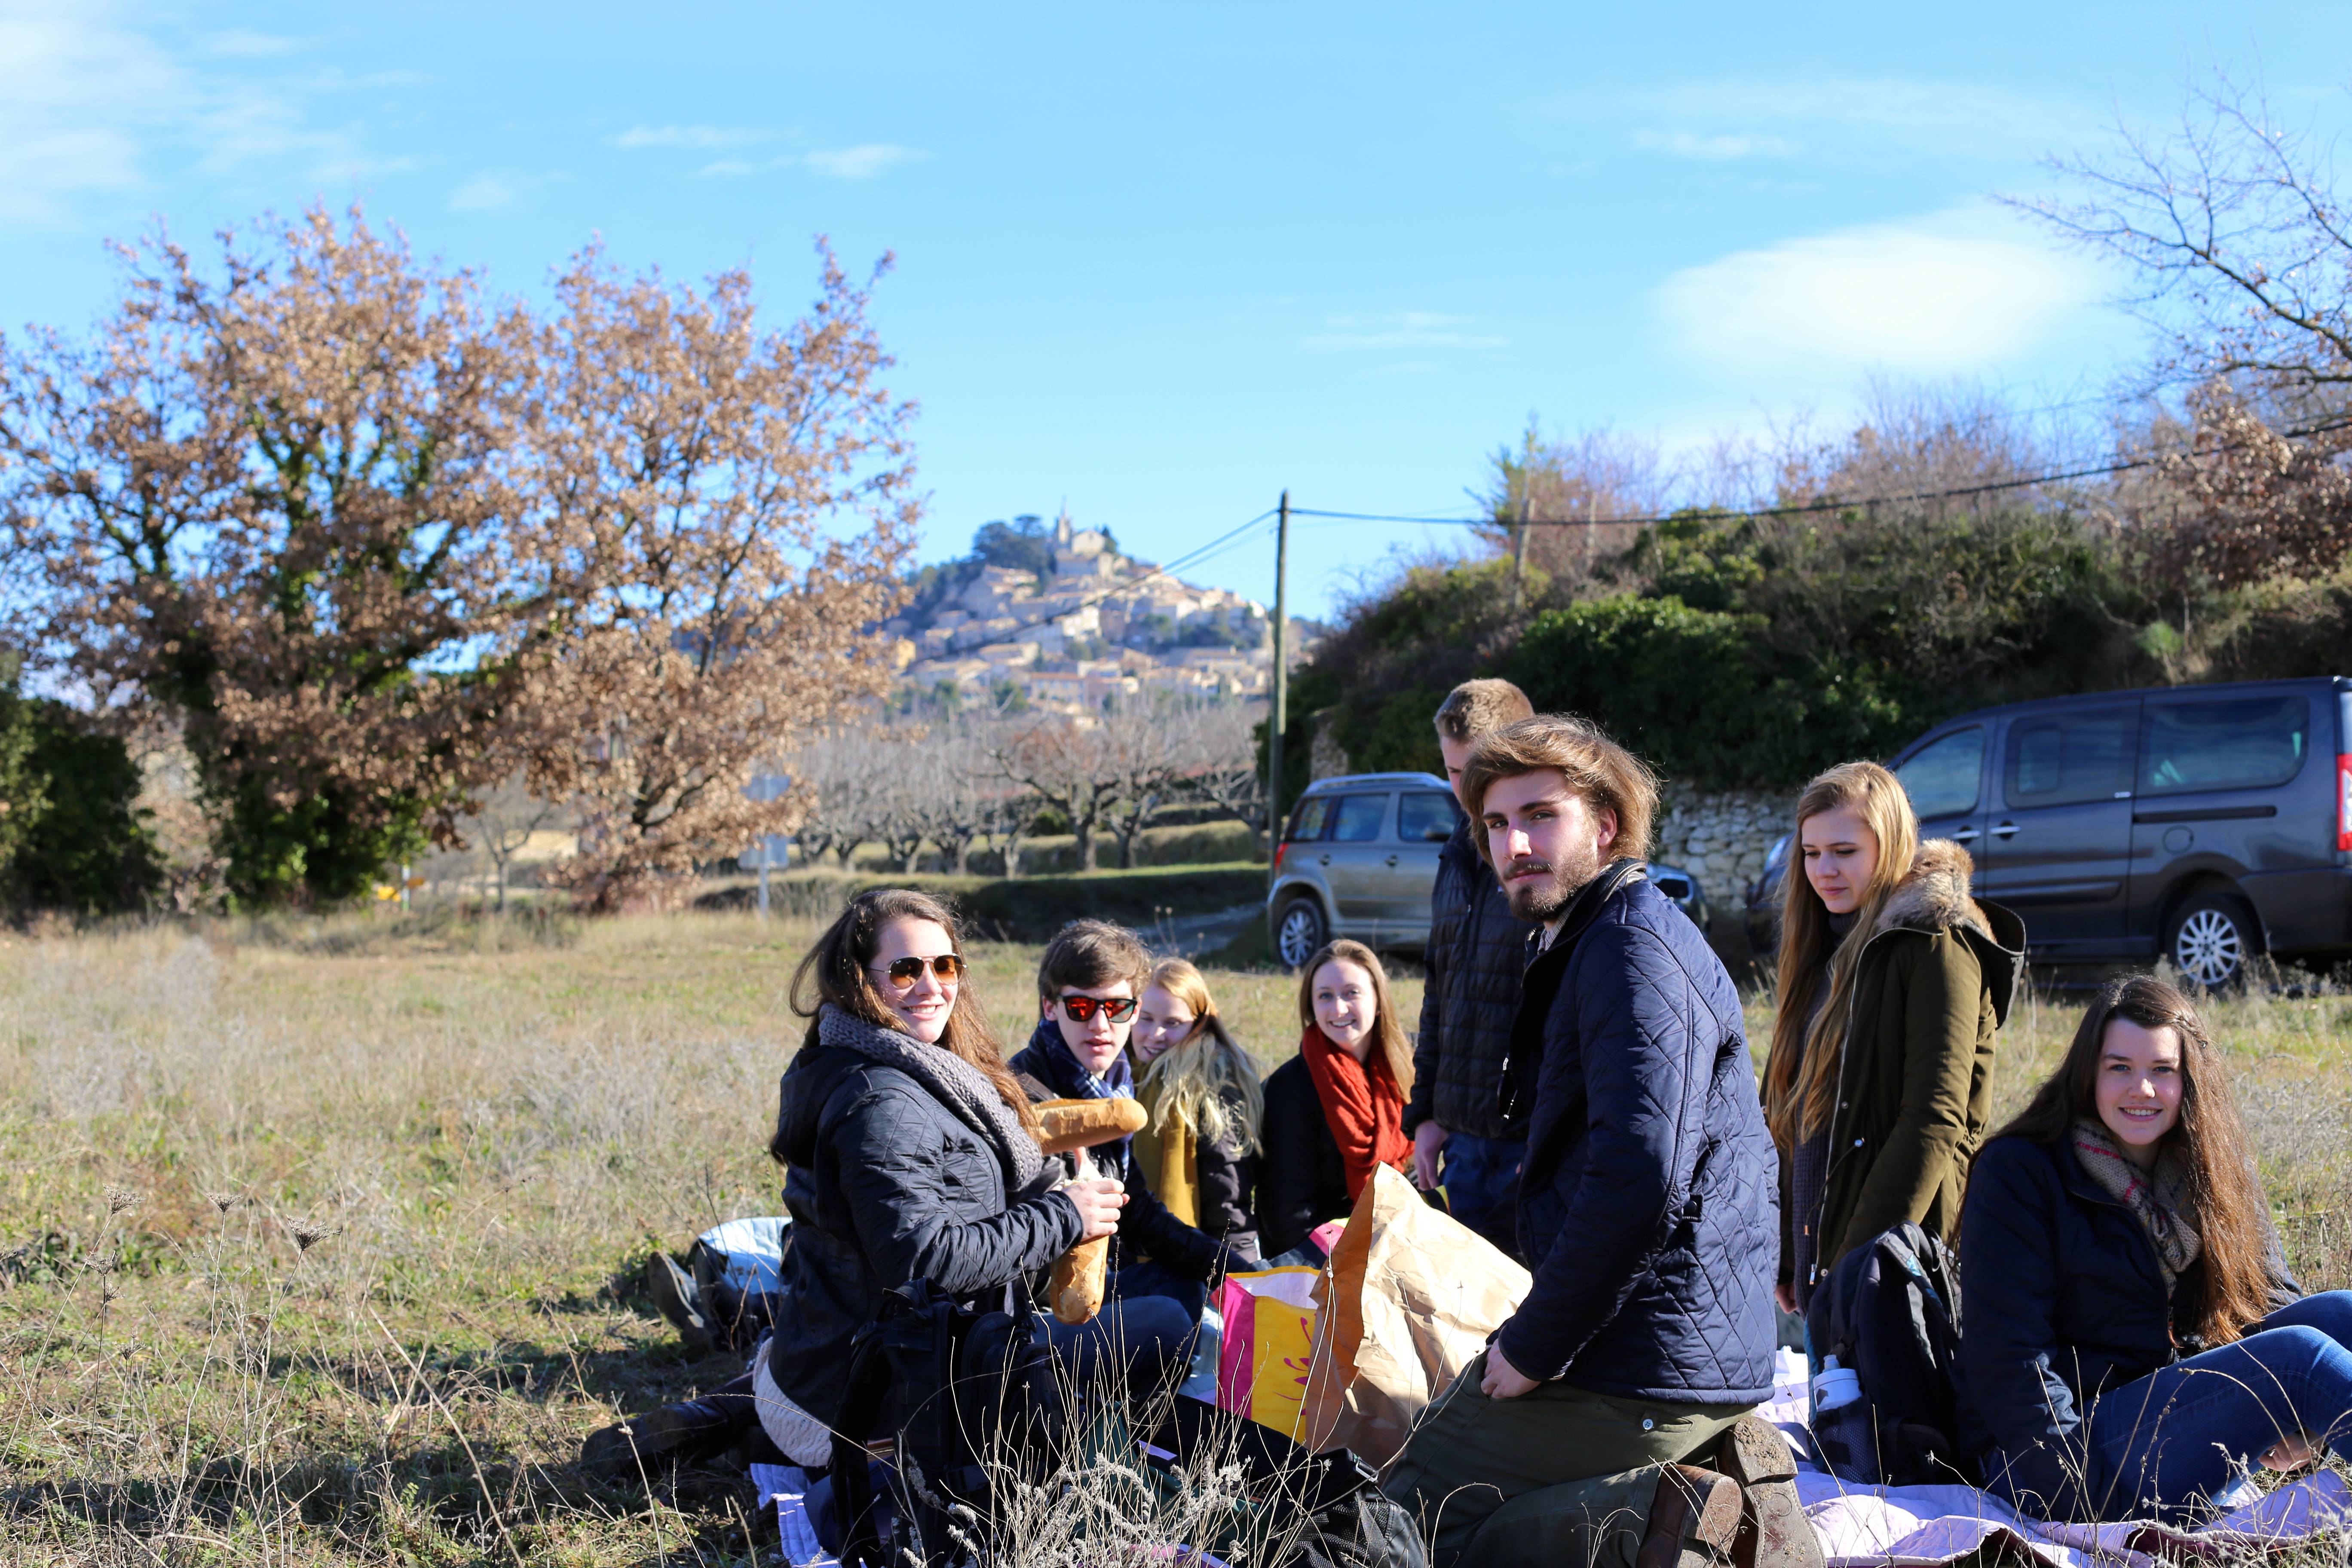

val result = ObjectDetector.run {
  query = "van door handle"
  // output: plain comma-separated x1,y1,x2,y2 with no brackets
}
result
1319,854,1331,866
1384,854,1399,867
1951,828,1981,844
1993,821,2019,839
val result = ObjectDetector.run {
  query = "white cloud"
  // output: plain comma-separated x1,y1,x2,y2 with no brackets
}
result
1651,205,2106,378
802,143,921,179
0,5,181,222
1635,77,2084,160
0,6,394,227
1633,129,1797,160
448,173,515,211
612,123,775,150
1298,311,1509,353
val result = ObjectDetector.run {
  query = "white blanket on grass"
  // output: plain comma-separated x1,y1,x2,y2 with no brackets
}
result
1759,1349,2352,1568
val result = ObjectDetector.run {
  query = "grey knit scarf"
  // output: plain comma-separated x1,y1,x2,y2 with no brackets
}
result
2071,1116,2202,1292
819,1004,1044,1191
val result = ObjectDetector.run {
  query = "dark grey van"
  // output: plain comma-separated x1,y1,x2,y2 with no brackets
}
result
1885,677,2352,986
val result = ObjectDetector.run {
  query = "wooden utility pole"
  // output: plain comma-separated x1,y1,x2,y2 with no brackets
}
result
1510,480,1530,617
1268,490,1290,886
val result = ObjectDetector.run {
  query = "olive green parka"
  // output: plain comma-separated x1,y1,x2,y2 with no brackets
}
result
1780,839,2025,1296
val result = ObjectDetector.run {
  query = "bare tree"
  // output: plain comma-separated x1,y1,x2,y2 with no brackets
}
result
1172,701,1269,856
1481,423,1671,596
460,772,564,912
517,243,917,911
989,719,1121,872
2017,73,2352,591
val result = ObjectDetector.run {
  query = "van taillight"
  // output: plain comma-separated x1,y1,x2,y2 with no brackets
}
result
2339,755,2352,852
1274,841,1288,873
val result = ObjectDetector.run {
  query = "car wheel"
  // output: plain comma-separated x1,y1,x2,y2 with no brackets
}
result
1274,897,1327,970
2166,892,2260,989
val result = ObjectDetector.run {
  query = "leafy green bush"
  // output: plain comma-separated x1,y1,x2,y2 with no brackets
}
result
0,663,159,917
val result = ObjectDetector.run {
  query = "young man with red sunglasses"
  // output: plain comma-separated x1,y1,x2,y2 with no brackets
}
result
1009,920,1240,1317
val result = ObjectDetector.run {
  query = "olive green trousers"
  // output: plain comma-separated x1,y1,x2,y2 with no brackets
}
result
1380,1352,1751,1568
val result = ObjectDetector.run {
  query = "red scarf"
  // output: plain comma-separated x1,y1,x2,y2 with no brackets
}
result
1299,1026,1412,1201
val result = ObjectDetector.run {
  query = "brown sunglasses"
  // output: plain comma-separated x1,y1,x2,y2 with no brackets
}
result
871,954,966,989
1056,995,1137,1023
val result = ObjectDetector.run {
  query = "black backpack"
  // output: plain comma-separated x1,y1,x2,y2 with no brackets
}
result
826,1278,1065,1568
1804,1222,1974,1487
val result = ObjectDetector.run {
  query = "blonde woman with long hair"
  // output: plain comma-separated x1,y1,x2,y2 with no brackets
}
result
1127,959,1268,1260
1764,761,2025,1312
1257,939,1416,1264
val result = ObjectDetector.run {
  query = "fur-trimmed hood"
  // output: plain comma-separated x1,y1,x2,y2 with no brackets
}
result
1877,839,1992,939
1870,837,2025,1024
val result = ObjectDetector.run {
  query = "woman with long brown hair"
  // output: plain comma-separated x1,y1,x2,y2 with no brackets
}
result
1257,938,1416,1264
752,888,1187,1467
1762,761,2024,1312
1958,976,2350,1521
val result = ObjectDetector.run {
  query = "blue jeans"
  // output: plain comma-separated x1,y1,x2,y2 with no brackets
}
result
2089,1290,2352,1519
1109,1256,1209,1322
1440,1130,1526,1260
1040,1292,1197,1398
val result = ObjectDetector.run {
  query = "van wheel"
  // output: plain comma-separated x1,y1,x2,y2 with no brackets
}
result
2166,892,2260,989
1274,898,1327,970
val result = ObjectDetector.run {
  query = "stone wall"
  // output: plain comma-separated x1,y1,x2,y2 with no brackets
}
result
1650,785,1795,911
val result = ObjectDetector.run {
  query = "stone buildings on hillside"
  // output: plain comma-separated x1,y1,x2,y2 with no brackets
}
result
881,514,1305,714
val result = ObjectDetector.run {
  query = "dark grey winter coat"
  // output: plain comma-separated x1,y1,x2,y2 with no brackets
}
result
1405,815,1531,1141
763,1042,1083,1427
1494,863,1780,1406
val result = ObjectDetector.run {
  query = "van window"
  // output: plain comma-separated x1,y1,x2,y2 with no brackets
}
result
1398,792,1456,843
1896,727,1984,819
2004,708,2138,808
1331,794,1389,842
1286,796,1335,842
2140,695,2311,796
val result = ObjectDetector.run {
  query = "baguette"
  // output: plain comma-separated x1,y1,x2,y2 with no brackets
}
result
1033,1096,1147,1155
1050,1234,1111,1325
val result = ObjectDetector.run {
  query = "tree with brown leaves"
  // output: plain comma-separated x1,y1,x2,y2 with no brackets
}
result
514,245,916,911
0,208,534,905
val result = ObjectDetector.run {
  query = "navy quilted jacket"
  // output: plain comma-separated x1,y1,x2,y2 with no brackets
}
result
1406,815,1533,1141
1494,867,1780,1404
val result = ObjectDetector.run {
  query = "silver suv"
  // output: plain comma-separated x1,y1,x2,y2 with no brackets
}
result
1268,772,1460,968
1266,770,1715,969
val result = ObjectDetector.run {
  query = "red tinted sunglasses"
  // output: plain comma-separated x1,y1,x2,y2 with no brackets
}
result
1056,995,1137,1023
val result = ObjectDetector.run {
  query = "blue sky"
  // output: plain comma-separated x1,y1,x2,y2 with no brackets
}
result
6,3,2352,619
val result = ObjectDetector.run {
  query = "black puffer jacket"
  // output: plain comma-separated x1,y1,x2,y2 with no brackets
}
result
1257,1054,1351,1259
1495,863,1779,1405
1956,1134,2300,1519
764,1042,1083,1427
1406,816,1531,1141
1010,1023,1231,1280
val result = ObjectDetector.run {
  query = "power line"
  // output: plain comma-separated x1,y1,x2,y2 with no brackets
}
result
1289,411,2352,533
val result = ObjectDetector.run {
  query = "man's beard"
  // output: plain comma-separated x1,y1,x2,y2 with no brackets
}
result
1501,840,1607,923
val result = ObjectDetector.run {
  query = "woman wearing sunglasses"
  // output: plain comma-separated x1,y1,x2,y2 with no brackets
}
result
1009,921,1243,1319
754,890,1190,1470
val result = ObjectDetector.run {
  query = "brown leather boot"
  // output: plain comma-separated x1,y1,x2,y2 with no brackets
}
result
1713,1415,1824,1568
1635,1464,1744,1568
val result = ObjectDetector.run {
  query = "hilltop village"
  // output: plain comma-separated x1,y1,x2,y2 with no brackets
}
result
882,514,1304,714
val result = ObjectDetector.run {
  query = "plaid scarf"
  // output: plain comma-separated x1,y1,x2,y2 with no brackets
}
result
2070,1116,2201,1292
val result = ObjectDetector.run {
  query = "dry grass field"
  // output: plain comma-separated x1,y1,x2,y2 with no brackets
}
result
0,911,2345,1565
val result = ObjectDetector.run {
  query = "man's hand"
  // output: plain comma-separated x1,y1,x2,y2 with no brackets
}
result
1480,1344,1540,1400
1412,1121,1450,1191
1774,1280,1797,1314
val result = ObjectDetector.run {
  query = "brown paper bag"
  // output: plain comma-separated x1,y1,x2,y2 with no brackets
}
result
1298,1164,1531,1466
